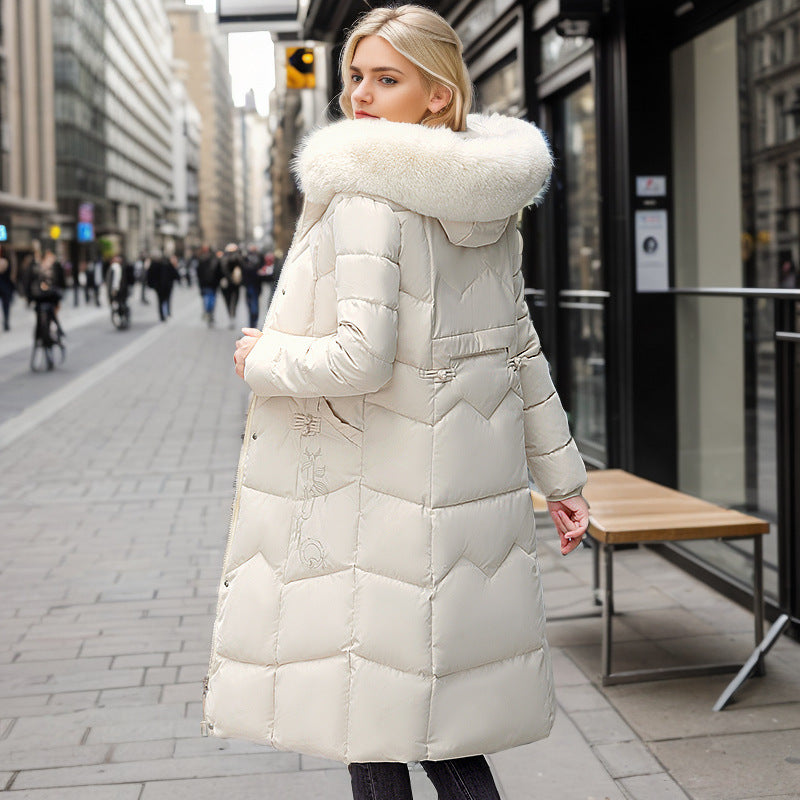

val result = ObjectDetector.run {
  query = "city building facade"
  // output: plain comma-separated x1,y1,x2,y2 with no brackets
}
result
236,90,272,246
296,0,800,639
104,0,174,258
167,2,237,249
0,0,57,267
167,76,201,253
52,0,175,262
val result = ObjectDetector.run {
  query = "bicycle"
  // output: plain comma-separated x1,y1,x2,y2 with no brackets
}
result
110,293,130,330
30,294,66,372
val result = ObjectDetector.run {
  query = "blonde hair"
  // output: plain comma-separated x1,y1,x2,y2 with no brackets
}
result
338,4,473,132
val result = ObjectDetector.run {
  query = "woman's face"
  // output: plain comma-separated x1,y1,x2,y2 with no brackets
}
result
348,35,450,124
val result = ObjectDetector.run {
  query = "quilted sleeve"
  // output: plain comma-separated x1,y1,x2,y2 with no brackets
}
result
511,230,587,501
243,196,401,397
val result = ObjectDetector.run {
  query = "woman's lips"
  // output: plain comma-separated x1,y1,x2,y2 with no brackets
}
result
355,111,378,119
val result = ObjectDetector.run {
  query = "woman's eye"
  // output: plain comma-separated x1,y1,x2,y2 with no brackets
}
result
350,74,361,83
380,77,396,85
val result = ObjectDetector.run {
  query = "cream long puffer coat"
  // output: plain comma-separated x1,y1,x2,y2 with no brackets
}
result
201,113,587,764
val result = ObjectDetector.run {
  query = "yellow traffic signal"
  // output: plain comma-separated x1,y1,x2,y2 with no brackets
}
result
287,47,315,89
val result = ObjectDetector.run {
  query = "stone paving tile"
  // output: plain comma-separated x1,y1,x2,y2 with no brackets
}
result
594,740,664,779
138,770,352,800
556,682,612,713
620,772,691,800
0,742,109,770
299,753,349,771
84,717,200,744
12,751,301,790
1,785,143,799
143,666,178,685
568,708,639,746
109,738,176,762
649,730,800,800
111,653,167,669
97,686,161,707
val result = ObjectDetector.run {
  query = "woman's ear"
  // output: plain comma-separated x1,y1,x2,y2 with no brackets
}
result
427,83,453,115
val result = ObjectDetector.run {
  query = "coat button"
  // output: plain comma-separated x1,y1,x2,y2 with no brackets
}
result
252,432,258,440
437,369,449,380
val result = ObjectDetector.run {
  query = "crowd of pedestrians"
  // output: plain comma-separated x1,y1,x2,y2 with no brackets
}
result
0,242,281,335
190,242,279,329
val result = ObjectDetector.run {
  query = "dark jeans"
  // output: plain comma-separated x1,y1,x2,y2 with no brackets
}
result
201,287,217,316
245,284,260,328
348,755,502,800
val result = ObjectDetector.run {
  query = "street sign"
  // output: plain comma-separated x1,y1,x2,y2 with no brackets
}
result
78,203,94,224
77,222,94,243
0,225,7,242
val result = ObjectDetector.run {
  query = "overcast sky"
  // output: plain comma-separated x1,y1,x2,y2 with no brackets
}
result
184,0,275,116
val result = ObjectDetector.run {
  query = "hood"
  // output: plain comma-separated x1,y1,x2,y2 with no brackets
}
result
292,113,553,235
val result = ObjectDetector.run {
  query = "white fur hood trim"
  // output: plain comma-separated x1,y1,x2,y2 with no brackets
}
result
293,113,553,223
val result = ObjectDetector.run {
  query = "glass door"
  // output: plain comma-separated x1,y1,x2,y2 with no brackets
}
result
542,78,608,467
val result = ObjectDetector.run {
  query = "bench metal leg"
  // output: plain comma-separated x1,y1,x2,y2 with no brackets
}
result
592,540,602,606
713,536,784,711
713,614,789,711
602,543,613,680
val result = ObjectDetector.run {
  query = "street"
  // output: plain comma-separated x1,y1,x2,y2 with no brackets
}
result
0,284,798,799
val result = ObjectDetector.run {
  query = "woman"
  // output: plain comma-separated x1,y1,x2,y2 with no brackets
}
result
205,5,589,798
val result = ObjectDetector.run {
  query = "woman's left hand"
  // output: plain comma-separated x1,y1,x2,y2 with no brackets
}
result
233,327,263,380
547,495,590,556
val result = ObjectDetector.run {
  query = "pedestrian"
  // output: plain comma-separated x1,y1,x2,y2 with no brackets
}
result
85,258,102,306
242,244,263,329
196,243,221,327
206,6,589,799
259,250,276,311
147,252,179,322
219,243,242,329
0,248,15,331
135,252,150,305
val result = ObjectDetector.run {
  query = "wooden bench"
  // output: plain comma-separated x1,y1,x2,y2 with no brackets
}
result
533,469,771,708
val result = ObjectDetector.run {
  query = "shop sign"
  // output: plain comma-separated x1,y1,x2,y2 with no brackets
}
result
77,222,94,243
78,203,94,224
0,225,6,242
636,175,667,197
635,209,669,292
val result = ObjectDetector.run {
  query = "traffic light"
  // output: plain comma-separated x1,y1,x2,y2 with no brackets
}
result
286,47,315,89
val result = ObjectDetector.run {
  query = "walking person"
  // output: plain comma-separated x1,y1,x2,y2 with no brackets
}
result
0,248,15,331
242,244,263,329
196,244,221,327
219,243,243,329
206,6,589,799
84,258,102,307
148,253,179,322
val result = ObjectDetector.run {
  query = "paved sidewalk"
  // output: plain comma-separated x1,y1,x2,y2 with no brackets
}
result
0,300,798,799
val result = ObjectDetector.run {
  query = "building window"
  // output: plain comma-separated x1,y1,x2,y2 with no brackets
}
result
772,29,786,65
777,163,790,230
774,92,787,142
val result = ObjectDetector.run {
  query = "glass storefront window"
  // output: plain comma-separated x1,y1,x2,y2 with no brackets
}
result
562,81,606,464
669,0,800,599
474,57,523,117
540,27,592,74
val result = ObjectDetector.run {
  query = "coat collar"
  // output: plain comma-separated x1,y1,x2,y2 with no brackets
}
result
292,113,553,223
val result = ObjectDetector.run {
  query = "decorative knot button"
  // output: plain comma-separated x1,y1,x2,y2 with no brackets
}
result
292,413,321,435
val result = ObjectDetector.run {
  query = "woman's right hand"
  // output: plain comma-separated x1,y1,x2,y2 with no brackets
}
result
547,495,589,556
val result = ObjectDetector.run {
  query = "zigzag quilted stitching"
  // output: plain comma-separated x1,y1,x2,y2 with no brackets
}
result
435,541,539,585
